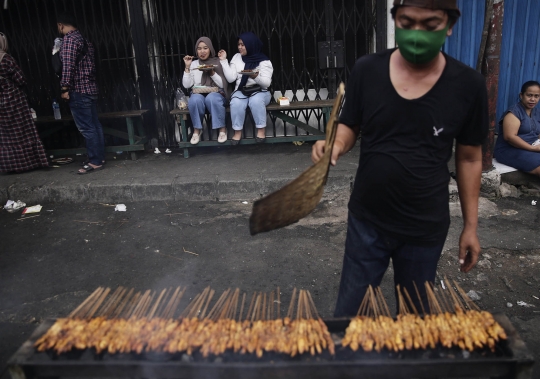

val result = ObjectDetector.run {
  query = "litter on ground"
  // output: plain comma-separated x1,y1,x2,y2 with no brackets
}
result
115,204,127,212
22,205,42,215
4,200,26,213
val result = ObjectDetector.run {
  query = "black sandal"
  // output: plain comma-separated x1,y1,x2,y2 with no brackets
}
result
82,160,105,166
78,164,104,175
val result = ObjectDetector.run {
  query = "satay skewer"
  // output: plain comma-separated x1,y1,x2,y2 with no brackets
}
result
269,291,274,320
160,287,180,318
147,289,167,319
287,288,297,319
179,292,200,318
277,287,281,319
96,286,123,317
121,291,141,318
167,287,186,318
68,287,103,318
238,293,246,322
112,288,134,318
200,289,215,319
245,292,256,321
412,281,427,315
401,287,419,316
86,287,111,318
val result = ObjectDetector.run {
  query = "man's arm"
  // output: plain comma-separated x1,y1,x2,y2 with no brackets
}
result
60,34,78,98
455,143,482,273
311,123,360,165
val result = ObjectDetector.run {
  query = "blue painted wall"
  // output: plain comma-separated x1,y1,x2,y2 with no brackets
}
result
443,0,540,122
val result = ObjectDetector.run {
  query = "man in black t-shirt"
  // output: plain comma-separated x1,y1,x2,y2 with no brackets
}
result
312,0,488,316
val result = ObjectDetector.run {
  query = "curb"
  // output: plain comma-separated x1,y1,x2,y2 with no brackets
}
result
1,174,355,204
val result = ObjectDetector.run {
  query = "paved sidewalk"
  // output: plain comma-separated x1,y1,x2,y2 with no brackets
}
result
0,143,360,205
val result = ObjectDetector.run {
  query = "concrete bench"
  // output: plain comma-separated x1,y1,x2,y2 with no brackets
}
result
35,110,148,160
170,100,334,158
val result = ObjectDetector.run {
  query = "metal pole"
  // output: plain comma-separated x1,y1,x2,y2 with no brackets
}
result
375,0,387,53
324,0,336,99
127,0,157,144
481,0,504,172
476,0,494,72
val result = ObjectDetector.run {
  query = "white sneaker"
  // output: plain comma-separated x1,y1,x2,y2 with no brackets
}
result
218,132,227,143
190,132,201,145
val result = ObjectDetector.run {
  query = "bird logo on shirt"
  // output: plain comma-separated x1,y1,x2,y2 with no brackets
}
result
433,126,444,136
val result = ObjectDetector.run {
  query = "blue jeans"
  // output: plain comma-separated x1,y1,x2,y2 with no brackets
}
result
230,91,271,130
188,92,226,130
69,92,104,166
334,212,445,317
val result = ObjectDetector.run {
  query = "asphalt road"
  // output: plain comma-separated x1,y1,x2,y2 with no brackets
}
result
1,195,540,378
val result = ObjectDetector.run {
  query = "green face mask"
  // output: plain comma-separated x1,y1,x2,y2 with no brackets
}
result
395,26,449,64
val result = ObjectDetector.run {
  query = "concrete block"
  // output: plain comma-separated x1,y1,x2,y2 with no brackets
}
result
47,184,89,203
502,171,540,186
87,183,133,203
131,181,174,202
173,177,217,201
0,185,8,204
499,183,520,198
8,183,50,205
521,187,540,197
216,176,261,201
481,169,501,195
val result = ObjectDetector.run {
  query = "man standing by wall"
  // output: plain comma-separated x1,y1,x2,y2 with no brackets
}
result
57,12,104,174
312,0,488,315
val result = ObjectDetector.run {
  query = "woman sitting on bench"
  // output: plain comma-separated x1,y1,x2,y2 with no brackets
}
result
183,37,231,145
219,32,273,145
494,80,540,176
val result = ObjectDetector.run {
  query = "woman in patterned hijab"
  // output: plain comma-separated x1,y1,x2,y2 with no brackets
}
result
182,36,232,145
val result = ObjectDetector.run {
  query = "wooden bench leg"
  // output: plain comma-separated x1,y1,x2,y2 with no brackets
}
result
135,117,146,144
323,107,331,132
125,117,137,161
180,115,190,158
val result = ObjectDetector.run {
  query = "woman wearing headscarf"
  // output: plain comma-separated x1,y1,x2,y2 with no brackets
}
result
183,37,231,145
219,32,273,144
0,32,49,173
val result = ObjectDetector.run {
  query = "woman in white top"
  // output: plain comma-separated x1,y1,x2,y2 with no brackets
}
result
183,37,232,144
218,32,273,144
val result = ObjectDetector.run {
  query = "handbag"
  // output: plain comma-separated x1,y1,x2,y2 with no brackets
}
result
191,86,219,94
241,84,262,97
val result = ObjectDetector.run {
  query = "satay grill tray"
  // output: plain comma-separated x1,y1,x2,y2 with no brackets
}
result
8,313,534,379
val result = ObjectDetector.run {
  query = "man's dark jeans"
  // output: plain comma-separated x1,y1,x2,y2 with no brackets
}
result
69,91,104,166
334,212,446,317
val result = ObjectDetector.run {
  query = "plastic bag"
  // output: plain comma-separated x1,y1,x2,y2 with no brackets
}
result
175,88,188,110
52,38,63,55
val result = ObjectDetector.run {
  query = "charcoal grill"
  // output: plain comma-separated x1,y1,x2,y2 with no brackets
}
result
8,313,534,379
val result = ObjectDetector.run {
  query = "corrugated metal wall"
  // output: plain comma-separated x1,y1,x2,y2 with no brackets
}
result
443,0,540,122
497,0,540,121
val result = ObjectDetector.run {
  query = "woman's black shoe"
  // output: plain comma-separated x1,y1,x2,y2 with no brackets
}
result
255,137,266,143
231,139,240,146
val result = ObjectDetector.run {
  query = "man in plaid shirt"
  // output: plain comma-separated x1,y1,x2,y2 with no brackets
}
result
57,12,104,174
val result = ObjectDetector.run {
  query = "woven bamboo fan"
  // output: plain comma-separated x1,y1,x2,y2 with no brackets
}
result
249,83,345,235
